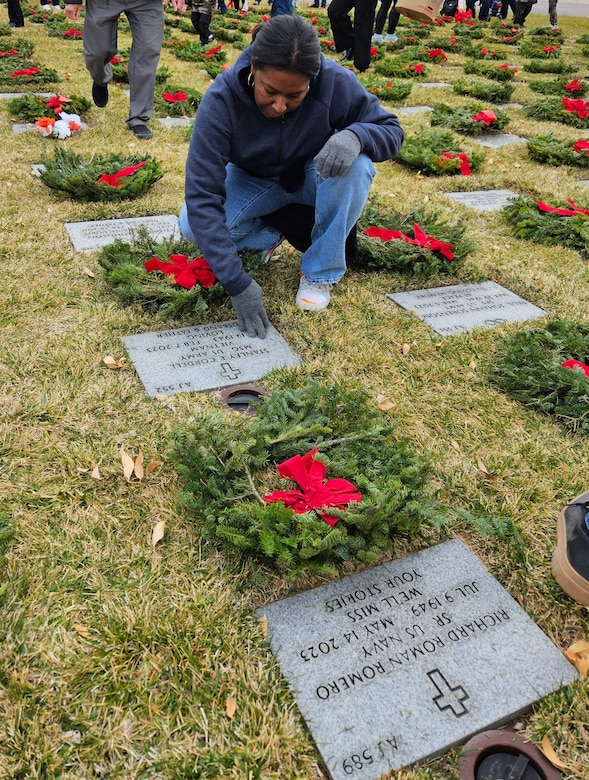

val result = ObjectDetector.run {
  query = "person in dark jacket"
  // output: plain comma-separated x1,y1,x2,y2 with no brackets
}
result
179,15,403,338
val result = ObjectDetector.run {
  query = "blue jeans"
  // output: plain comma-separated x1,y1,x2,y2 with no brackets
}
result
180,154,375,285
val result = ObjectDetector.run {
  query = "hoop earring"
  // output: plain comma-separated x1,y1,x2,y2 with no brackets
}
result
247,71,254,87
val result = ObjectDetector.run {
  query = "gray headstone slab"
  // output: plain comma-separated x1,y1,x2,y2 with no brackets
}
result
388,281,545,336
393,105,433,115
257,539,577,780
65,214,179,251
420,82,452,88
156,116,192,127
445,189,518,212
121,320,301,397
494,102,524,109
0,92,52,99
31,163,46,176
580,179,589,187
473,132,527,149
13,121,88,134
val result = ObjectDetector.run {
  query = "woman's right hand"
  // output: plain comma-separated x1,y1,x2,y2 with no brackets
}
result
230,279,270,339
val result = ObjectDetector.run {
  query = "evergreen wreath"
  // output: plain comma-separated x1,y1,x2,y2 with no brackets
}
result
519,41,561,59
0,37,35,58
523,59,576,74
523,97,589,128
374,58,427,78
502,196,589,259
452,77,514,103
528,27,565,43
528,77,587,97
489,321,589,436
463,59,518,81
6,92,91,122
111,61,170,84
452,22,485,38
45,17,83,38
96,229,263,319
353,200,472,275
358,76,412,101
0,24,12,36
153,84,202,117
398,44,431,62
397,127,486,175
172,379,431,576
39,147,164,202
526,134,589,168
0,60,60,85
430,101,510,134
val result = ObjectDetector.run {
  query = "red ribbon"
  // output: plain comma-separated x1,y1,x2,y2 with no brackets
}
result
162,91,188,102
497,63,517,72
440,151,471,176
97,160,147,188
426,48,447,62
144,254,216,290
562,97,589,119
0,49,19,57
479,48,495,57
537,199,589,217
45,95,72,113
64,28,82,36
408,63,425,74
10,67,41,77
564,79,583,93
454,9,473,21
472,110,497,126
263,448,361,527
562,359,589,377
573,140,589,155
363,222,455,259
202,44,223,60
542,45,558,53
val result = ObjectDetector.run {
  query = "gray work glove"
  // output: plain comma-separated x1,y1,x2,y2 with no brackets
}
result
230,279,270,339
314,129,362,178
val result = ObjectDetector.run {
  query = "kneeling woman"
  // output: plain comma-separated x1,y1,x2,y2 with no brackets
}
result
179,15,403,339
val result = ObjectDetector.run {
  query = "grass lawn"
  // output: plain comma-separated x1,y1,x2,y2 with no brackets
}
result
0,4,588,778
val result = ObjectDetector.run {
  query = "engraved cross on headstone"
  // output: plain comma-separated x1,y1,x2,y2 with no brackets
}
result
427,668,469,718
220,362,241,380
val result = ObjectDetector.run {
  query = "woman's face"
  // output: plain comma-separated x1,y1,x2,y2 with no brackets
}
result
250,65,310,120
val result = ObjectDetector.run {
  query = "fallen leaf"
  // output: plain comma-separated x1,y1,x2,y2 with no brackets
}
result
469,359,477,370
73,623,90,637
103,356,126,370
402,343,411,356
91,465,102,480
565,639,589,677
476,456,489,475
134,451,144,481
225,694,237,719
152,520,166,547
451,440,460,452
423,194,429,204
155,394,168,402
259,614,268,638
82,267,95,278
539,735,568,771
378,399,394,411
145,460,163,477
77,467,89,474
120,446,134,482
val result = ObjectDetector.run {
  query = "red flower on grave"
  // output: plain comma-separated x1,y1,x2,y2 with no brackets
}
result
562,97,589,119
561,359,589,377
426,48,447,62
472,110,496,126
564,79,583,93
363,223,455,259
145,254,216,290
573,140,589,154
162,91,188,102
263,448,362,527
97,161,147,188
434,16,445,24
440,151,471,176
45,95,72,113
10,67,41,77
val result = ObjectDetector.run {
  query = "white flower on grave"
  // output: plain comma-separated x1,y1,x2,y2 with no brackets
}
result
52,111,83,139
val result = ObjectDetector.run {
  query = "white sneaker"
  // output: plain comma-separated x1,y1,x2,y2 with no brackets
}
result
41,4,51,8
385,33,398,42
371,33,384,43
295,276,331,312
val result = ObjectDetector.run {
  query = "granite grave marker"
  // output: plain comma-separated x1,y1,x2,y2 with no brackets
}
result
122,320,301,397
388,281,545,336
445,189,518,212
392,106,433,116
472,133,526,149
156,116,192,127
258,540,576,780
65,214,179,251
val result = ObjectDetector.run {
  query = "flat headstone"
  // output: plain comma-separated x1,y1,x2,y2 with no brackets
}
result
258,539,576,779
420,82,452,88
445,189,518,212
65,214,179,251
0,92,52,99
388,281,545,336
580,179,589,187
393,105,433,115
31,163,46,176
121,320,301,397
12,120,88,134
494,102,524,109
472,132,527,148
156,116,192,127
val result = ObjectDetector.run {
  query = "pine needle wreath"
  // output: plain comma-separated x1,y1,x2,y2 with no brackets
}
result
502,196,589,259
0,23,12,36
431,101,510,134
463,59,518,81
172,378,431,576
526,134,589,168
523,58,576,74
358,76,412,101
397,127,486,175
489,321,589,436
452,77,514,103
374,58,427,78
528,27,565,43
519,41,561,59
0,37,35,58
398,44,430,62
0,59,60,85
353,200,472,275
96,228,263,319
6,92,91,122
45,17,83,38
523,97,589,128
39,147,164,202
111,61,170,84
153,84,202,117
453,22,485,38
577,34,589,44
528,77,587,97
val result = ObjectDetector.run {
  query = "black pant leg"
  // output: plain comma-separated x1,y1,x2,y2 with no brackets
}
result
328,0,355,53
353,0,378,71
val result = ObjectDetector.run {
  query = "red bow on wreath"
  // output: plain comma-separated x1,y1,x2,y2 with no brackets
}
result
472,110,496,126
537,199,589,217
145,254,216,290
202,44,223,60
440,151,471,176
426,48,448,62
574,140,589,155
562,97,589,119
10,67,41,77
561,359,589,377
97,160,146,188
363,223,455,259
564,79,584,93
162,91,188,102
263,448,362,527
407,63,425,74
45,95,72,113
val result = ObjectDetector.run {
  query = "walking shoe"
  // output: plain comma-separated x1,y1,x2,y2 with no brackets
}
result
295,276,331,312
204,34,215,43
371,33,384,43
92,81,109,108
261,234,284,264
552,490,589,606
41,3,51,8
340,48,354,63
130,123,153,139
384,33,398,42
